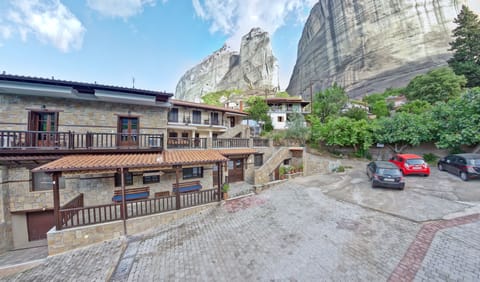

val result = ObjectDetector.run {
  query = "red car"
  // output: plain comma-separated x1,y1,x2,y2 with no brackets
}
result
389,154,430,176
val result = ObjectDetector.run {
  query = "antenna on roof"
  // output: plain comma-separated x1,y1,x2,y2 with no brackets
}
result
132,77,135,89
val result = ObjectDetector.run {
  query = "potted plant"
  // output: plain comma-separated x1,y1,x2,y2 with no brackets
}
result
222,183,230,200
279,165,286,180
298,164,304,172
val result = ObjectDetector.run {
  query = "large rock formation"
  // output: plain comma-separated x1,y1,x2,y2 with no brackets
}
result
287,0,473,99
175,28,278,102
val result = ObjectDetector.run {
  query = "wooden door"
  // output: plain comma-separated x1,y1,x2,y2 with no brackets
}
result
228,117,235,127
27,211,54,241
213,163,219,187
228,158,244,182
28,112,58,147
118,117,139,146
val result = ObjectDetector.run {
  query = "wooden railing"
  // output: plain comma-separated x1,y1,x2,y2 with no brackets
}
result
57,188,219,229
60,202,123,229
166,137,207,149
0,130,163,151
180,188,218,208
127,195,177,218
253,138,269,147
212,138,250,148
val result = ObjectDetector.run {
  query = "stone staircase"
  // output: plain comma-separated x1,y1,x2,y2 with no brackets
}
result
254,147,291,184
220,124,250,138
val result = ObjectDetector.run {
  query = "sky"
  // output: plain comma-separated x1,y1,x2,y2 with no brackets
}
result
0,0,317,95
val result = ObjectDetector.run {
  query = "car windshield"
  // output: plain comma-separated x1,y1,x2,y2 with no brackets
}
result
467,158,480,166
378,168,401,176
406,159,424,165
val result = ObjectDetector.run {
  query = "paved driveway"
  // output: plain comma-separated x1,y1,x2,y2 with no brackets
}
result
3,159,480,281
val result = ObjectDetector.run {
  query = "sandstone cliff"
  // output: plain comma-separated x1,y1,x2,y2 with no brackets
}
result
175,28,278,102
287,0,472,99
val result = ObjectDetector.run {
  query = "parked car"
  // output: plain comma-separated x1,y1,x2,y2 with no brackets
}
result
366,161,405,189
389,154,430,176
437,153,480,181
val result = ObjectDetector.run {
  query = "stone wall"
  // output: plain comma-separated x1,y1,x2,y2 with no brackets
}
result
254,147,293,184
0,94,168,134
0,166,13,254
47,202,218,255
8,167,78,212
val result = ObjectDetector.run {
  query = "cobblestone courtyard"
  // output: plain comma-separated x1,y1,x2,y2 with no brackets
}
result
1,158,480,281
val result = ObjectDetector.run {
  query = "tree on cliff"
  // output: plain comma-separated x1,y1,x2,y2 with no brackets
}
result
312,84,348,123
448,5,480,88
405,67,466,104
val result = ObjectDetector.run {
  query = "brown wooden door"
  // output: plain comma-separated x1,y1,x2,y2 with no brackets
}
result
27,211,54,241
118,117,139,146
228,117,235,127
28,112,58,147
228,158,244,182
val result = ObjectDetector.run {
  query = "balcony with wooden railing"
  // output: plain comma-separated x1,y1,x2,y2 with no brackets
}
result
0,130,164,153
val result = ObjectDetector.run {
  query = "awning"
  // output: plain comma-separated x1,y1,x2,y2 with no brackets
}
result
216,148,257,156
32,150,229,173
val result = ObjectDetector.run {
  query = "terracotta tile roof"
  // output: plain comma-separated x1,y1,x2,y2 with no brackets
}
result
32,153,165,173
33,150,229,173
216,148,258,156
171,99,248,116
163,150,228,165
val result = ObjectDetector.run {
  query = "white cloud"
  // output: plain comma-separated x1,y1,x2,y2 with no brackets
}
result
192,0,317,48
86,0,156,19
5,0,85,52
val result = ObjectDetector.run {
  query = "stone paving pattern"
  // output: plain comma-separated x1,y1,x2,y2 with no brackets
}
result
1,155,480,281
0,240,124,282
111,181,420,281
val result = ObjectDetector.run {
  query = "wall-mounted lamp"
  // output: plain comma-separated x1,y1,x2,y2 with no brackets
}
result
41,105,46,109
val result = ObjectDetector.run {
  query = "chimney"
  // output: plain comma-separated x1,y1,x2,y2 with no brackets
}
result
240,101,243,111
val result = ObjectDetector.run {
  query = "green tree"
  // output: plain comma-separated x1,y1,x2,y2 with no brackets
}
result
318,117,373,153
342,107,368,120
371,100,389,117
201,89,241,106
285,113,309,145
275,91,290,98
245,96,272,132
312,84,348,123
372,112,433,153
429,88,480,149
448,5,480,87
396,100,432,114
405,67,467,104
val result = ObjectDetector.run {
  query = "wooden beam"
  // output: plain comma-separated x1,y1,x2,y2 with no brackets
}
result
175,165,181,210
120,167,127,236
52,172,61,230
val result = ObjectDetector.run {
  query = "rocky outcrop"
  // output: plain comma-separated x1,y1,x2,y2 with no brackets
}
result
287,0,472,99
175,28,278,102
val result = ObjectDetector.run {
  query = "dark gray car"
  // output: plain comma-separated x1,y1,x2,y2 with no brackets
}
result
366,161,405,189
437,153,480,181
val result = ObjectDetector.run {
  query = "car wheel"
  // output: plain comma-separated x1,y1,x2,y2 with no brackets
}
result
424,174,429,177
438,163,444,171
460,172,469,181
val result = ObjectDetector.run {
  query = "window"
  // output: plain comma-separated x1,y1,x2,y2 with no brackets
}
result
183,167,203,179
210,112,219,125
143,171,160,184
32,172,64,191
168,108,179,122
278,116,284,122
118,117,139,146
28,111,59,147
114,172,133,187
254,154,263,167
181,132,189,138
169,132,178,138
192,110,202,124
